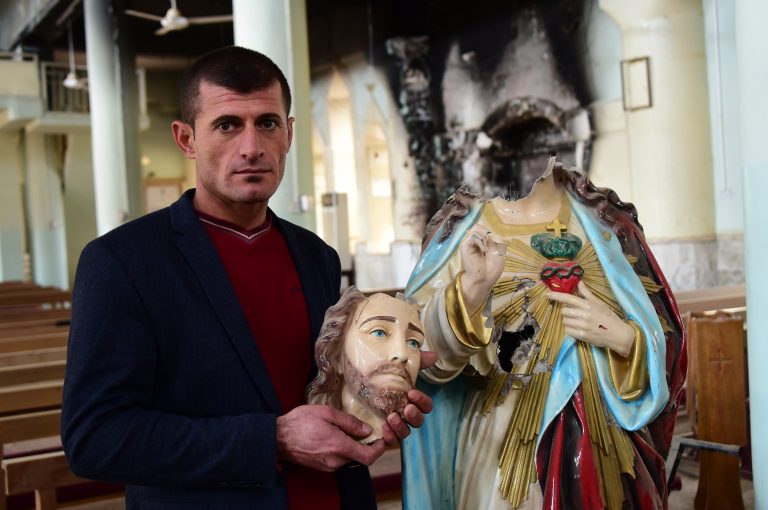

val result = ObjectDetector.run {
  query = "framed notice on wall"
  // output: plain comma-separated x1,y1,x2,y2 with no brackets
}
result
144,178,183,213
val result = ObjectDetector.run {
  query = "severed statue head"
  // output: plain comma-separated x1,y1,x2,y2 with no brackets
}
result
307,286,424,443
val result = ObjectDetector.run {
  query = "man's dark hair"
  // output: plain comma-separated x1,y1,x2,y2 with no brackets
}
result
179,45,292,126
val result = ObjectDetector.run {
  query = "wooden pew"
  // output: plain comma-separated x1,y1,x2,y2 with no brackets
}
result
686,311,747,509
0,383,123,510
0,332,68,356
0,410,84,510
0,325,69,341
0,290,72,312
0,310,70,329
0,348,68,369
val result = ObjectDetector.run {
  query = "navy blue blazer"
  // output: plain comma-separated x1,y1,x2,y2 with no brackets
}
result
61,190,376,509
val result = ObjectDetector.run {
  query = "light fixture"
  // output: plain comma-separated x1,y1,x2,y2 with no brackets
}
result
62,22,86,90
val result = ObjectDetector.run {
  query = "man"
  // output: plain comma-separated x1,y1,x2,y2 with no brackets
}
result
61,46,433,510
307,287,424,443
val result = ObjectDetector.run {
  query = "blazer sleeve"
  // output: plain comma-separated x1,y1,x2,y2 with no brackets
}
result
61,239,280,489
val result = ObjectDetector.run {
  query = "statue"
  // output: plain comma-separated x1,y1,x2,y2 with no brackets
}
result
401,160,686,510
307,286,424,443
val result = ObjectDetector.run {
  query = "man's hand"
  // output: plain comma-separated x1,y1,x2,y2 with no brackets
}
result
380,350,437,446
276,405,386,471
547,282,634,357
460,226,506,315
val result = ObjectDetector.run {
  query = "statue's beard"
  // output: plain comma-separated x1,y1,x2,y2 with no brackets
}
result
343,357,412,418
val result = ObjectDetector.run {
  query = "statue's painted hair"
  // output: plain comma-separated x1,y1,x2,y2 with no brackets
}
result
306,286,368,408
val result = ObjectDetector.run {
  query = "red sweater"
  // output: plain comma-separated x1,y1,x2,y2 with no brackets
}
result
199,211,340,510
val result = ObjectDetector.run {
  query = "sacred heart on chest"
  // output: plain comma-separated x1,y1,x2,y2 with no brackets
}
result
540,261,584,294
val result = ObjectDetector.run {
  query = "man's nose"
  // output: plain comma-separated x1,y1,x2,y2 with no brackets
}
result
239,125,265,160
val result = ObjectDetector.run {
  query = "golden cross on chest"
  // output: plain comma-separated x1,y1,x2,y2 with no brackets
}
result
546,218,567,237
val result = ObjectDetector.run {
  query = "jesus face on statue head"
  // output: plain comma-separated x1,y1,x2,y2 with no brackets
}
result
306,287,424,442
341,293,424,418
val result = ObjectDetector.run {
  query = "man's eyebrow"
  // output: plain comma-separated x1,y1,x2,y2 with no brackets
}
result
360,315,396,326
208,114,241,127
408,323,425,336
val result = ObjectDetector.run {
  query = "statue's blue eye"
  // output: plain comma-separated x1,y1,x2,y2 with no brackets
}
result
371,328,387,337
406,339,421,350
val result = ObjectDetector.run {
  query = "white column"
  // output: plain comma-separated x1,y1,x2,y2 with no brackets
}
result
83,0,142,235
702,0,744,286
0,132,26,281
23,132,68,288
736,0,768,505
600,0,717,290
232,0,315,230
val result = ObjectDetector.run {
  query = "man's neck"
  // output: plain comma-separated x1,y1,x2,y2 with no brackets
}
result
193,193,269,230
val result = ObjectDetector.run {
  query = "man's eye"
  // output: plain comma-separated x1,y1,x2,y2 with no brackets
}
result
217,121,234,132
370,328,387,337
406,339,421,350
261,119,278,130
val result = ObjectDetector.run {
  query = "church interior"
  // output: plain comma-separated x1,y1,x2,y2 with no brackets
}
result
0,0,763,508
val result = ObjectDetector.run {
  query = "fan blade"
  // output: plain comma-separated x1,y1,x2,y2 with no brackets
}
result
187,15,234,25
155,25,176,35
125,9,164,22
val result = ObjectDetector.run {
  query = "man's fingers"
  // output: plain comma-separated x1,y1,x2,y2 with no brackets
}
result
403,404,424,428
407,389,433,413
386,412,411,440
341,438,386,466
329,407,373,439
380,422,398,446
419,350,438,369
548,291,588,309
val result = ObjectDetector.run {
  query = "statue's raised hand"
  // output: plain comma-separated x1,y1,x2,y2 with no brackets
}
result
459,225,506,315
547,282,635,356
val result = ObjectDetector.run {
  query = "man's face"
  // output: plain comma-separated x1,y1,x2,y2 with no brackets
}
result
174,80,294,211
341,293,424,415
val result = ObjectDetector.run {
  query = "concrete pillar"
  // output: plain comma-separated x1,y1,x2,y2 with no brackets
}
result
0,132,25,281
580,3,631,200
23,132,68,288
232,0,315,230
83,0,142,235
62,133,97,288
599,0,716,291
736,0,768,505
702,0,744,286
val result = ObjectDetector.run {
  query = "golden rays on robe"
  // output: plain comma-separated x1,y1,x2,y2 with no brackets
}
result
485,240,657,509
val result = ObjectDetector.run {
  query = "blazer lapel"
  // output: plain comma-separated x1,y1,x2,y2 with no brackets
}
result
169,191,283,414
274,215,325,342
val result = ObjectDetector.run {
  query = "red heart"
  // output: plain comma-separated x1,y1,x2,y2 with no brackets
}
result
540,261,583,294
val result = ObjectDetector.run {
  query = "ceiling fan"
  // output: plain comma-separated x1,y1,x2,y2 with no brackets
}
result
125,0,233,36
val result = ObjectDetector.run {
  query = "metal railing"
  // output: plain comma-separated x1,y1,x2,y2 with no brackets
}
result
40,62,90,113
0,50,38,63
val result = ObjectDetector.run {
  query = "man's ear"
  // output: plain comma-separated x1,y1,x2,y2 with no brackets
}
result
171,120,196,159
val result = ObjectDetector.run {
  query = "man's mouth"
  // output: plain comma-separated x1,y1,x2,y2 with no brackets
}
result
235,168,270,175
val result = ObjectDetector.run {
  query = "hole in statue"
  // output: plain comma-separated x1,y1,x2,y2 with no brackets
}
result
497,323,537,373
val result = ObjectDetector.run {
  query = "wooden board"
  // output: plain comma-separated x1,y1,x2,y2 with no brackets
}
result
0,348,67,369
0,381,63,414
0,410,61,445
3,451,82,494
0,332,68,355
0,361,66,387
686,311,747,510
